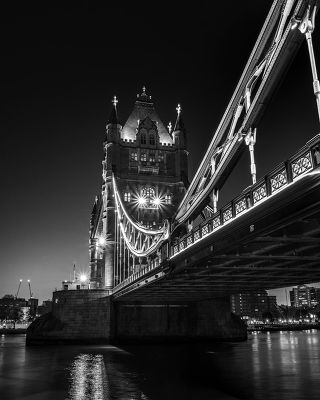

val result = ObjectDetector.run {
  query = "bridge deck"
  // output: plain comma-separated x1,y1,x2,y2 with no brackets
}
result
113,165,320,302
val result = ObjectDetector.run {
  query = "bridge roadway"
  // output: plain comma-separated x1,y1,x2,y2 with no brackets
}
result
113,135,320,303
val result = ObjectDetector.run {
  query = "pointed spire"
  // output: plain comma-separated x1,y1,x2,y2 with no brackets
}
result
173,103,185,131
107,96,119,124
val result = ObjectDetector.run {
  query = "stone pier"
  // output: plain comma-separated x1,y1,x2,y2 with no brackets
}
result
26,290,246,344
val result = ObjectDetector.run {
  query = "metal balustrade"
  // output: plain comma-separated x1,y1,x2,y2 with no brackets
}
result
168,135,320,261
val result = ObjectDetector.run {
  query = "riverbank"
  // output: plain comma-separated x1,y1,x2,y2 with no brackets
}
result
247,323,320,332
0,328,27,334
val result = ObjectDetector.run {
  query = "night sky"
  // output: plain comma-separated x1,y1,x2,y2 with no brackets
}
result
2,2,320,303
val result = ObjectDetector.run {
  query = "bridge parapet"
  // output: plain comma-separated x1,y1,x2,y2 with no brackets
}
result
171,134,320,259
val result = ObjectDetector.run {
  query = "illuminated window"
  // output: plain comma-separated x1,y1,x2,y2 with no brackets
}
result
138,186,159,209
124,192,131,202
141,133,147,145
141,153,147,162
164,194,172,204
149,133,155,145
158,152,164,162
131,152,138,161
142,187,155,198
149,152,155,162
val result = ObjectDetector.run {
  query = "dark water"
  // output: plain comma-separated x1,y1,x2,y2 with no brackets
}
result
1,331,320,399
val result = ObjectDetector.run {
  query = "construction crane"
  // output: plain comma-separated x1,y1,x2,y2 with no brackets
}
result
15,279,22,299
27,279,34,299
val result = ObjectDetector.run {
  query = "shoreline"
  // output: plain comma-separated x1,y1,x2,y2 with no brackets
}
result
248,323,320,332
0,329,27,334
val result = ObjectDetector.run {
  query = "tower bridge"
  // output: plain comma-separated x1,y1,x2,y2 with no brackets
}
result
27,0,320,344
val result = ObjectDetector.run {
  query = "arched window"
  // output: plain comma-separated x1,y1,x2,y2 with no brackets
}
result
130,151,137,161
141,187,155,198
149,152,155,162
141,132,147,145
164,194,172,204
124,192,131,202
149,133,155,145
138,186,159,209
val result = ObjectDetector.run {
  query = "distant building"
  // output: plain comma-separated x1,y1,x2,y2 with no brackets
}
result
27,298,39,318
289,285,320,307
231,290,277,320
0,295,39,323
37,300,52,316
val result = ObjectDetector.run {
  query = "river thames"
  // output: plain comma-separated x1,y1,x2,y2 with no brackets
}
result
1,330,320,399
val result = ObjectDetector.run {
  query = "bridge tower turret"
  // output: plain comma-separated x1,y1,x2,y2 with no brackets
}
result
172,104,189,187
89,88,189,290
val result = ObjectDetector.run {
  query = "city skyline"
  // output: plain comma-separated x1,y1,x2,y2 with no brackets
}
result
2,2,320,302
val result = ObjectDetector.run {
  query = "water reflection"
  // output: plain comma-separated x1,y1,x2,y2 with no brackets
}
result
67,354,108,400
66,351,149,400
1,333,320,399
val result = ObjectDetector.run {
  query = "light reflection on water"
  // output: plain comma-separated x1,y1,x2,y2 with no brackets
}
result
66,351,149,400
67,354,108,400
1,331,320,399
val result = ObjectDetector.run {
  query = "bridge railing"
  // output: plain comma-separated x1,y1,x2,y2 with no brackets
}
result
170,134,320,259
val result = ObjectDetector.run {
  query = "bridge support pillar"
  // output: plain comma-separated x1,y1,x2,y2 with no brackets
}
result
27,292,246,344
26,289,113,345
113,297,247,343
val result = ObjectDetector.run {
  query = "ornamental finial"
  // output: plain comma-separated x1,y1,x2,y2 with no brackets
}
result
112,96,118,107
168,122,172,133
142,86,146,94
176,104,182,115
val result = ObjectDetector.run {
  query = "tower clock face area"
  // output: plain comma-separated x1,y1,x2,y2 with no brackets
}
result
105,88,189,229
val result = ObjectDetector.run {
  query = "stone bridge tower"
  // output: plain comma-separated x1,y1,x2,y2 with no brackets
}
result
89,88,189,290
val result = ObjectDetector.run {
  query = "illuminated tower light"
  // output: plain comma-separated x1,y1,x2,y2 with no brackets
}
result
138,196,147,206
98,236,106,246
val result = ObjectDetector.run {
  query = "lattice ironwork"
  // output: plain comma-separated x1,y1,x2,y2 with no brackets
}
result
187,235,193,246
235,198,247,215
253,184,267,204
212,216,221,229
179,241,185,251
194,230,200,241
292,152,312,179
271,170,287,192
202,224,209,236
223,208,233,223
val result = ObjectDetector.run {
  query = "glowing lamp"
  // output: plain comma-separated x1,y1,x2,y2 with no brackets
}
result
138,196,146,205
153,197,161,206
79,274,87,283
98,236,106,246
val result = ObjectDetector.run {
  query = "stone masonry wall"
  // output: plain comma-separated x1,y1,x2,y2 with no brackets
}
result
27,289,112,344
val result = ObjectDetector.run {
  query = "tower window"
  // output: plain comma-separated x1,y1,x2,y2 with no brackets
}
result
130,152,138,161
138,186,159,209
149,152,155,162
141,133,147,145
149,133,155,145
141,153,147,162
142,187,155,198
124,192,131,202
158,152,164,162
164,194,172,204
